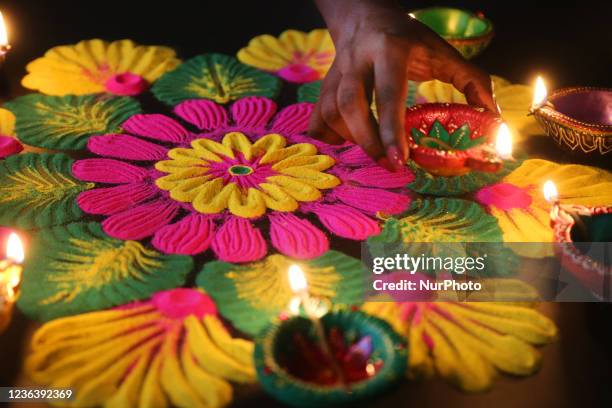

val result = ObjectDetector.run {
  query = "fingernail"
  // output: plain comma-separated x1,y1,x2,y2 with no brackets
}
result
386,146,405,172
377,157,394,172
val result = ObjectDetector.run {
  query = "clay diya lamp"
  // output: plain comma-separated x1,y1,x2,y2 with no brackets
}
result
532,87,612,157
254,309,407,407
405,103,504,177
550,204,612,299
409,7,494,59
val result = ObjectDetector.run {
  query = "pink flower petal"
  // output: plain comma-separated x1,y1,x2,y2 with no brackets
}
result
76,183,159,215
333,185,410,215
72,159,149,184
87,134,168,161
152,288,217,319
269,213,329,259
102,200,180,240
475,182,533,211
337,145,376,167
173,99,229,130
339,165,415,188
0,136,23,158
230,97,276,128
211,216,266,262
152,214,216,255
305,203,380,240
122,114,190,143
271,103,313,135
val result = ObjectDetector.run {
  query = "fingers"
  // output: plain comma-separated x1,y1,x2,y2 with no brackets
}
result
308,63,351,145
374,58,409,170
433,52,497,112
336,73,384,159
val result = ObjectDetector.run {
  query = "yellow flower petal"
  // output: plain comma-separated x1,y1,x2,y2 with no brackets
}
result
222,132,253,160
259,143,317,165
0,108,16,136
266,175,322,201
272,154,335,171
251,133,286,158
278,167,340,189
258,183,299,212
227,187,266,218
192,180,236,214
191,138,234,161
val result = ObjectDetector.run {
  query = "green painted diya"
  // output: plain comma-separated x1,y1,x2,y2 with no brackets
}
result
410,7,494,59
254,310,408,408
533,87,612,157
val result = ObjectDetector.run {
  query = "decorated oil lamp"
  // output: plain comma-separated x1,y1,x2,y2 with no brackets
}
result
254,265,407,407
543,181,612,298
0,232,24,333
409,7,494,59
531,76,612,157
406,103,512,177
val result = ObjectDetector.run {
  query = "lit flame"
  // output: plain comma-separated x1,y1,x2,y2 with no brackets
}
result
532,76,547,110
288,264,307,294
495,123,513,160
6,233,24,264
0,11,8,47
408,13,416,19
543,180,558,203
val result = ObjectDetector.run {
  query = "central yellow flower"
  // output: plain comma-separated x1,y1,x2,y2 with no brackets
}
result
155,132,340,218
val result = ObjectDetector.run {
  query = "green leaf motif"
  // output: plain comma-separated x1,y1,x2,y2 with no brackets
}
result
368,198,517,277
6,93,142,150
197,251,367,336
297,80,420,106
0,153,93,229
152,53,281,106
407,155,523,196
297,80,322,103
17,222,193,321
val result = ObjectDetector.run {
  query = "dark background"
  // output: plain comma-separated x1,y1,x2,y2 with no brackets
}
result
0,1,610,407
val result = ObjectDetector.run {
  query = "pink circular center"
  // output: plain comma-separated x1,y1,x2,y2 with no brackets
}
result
475,182,533,211
277,63,320,83
0,135,23,159
152,288,217,319
104,72,149,96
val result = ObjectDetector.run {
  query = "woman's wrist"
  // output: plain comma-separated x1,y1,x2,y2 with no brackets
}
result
315,0,402,41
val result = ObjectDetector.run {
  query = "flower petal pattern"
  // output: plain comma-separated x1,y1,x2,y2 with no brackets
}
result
152,54,281,105
22,39,180,96
237,29,334,83
6,93,142,150
26,289,255,407
197,251,367,335
363,300,557,392
0,153,93,229
17,223,193,321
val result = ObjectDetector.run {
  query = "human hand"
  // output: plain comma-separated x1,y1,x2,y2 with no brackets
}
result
311,0,497,170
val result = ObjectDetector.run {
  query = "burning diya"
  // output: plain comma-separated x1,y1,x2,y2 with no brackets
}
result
409,7,494,59
406,103,518,195
531,79,612,156
544,181,612,299
254,310,407,408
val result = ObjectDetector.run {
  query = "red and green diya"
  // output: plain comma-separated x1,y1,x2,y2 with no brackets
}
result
406,103,520,196
552,205,612,299
254,310,407,407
